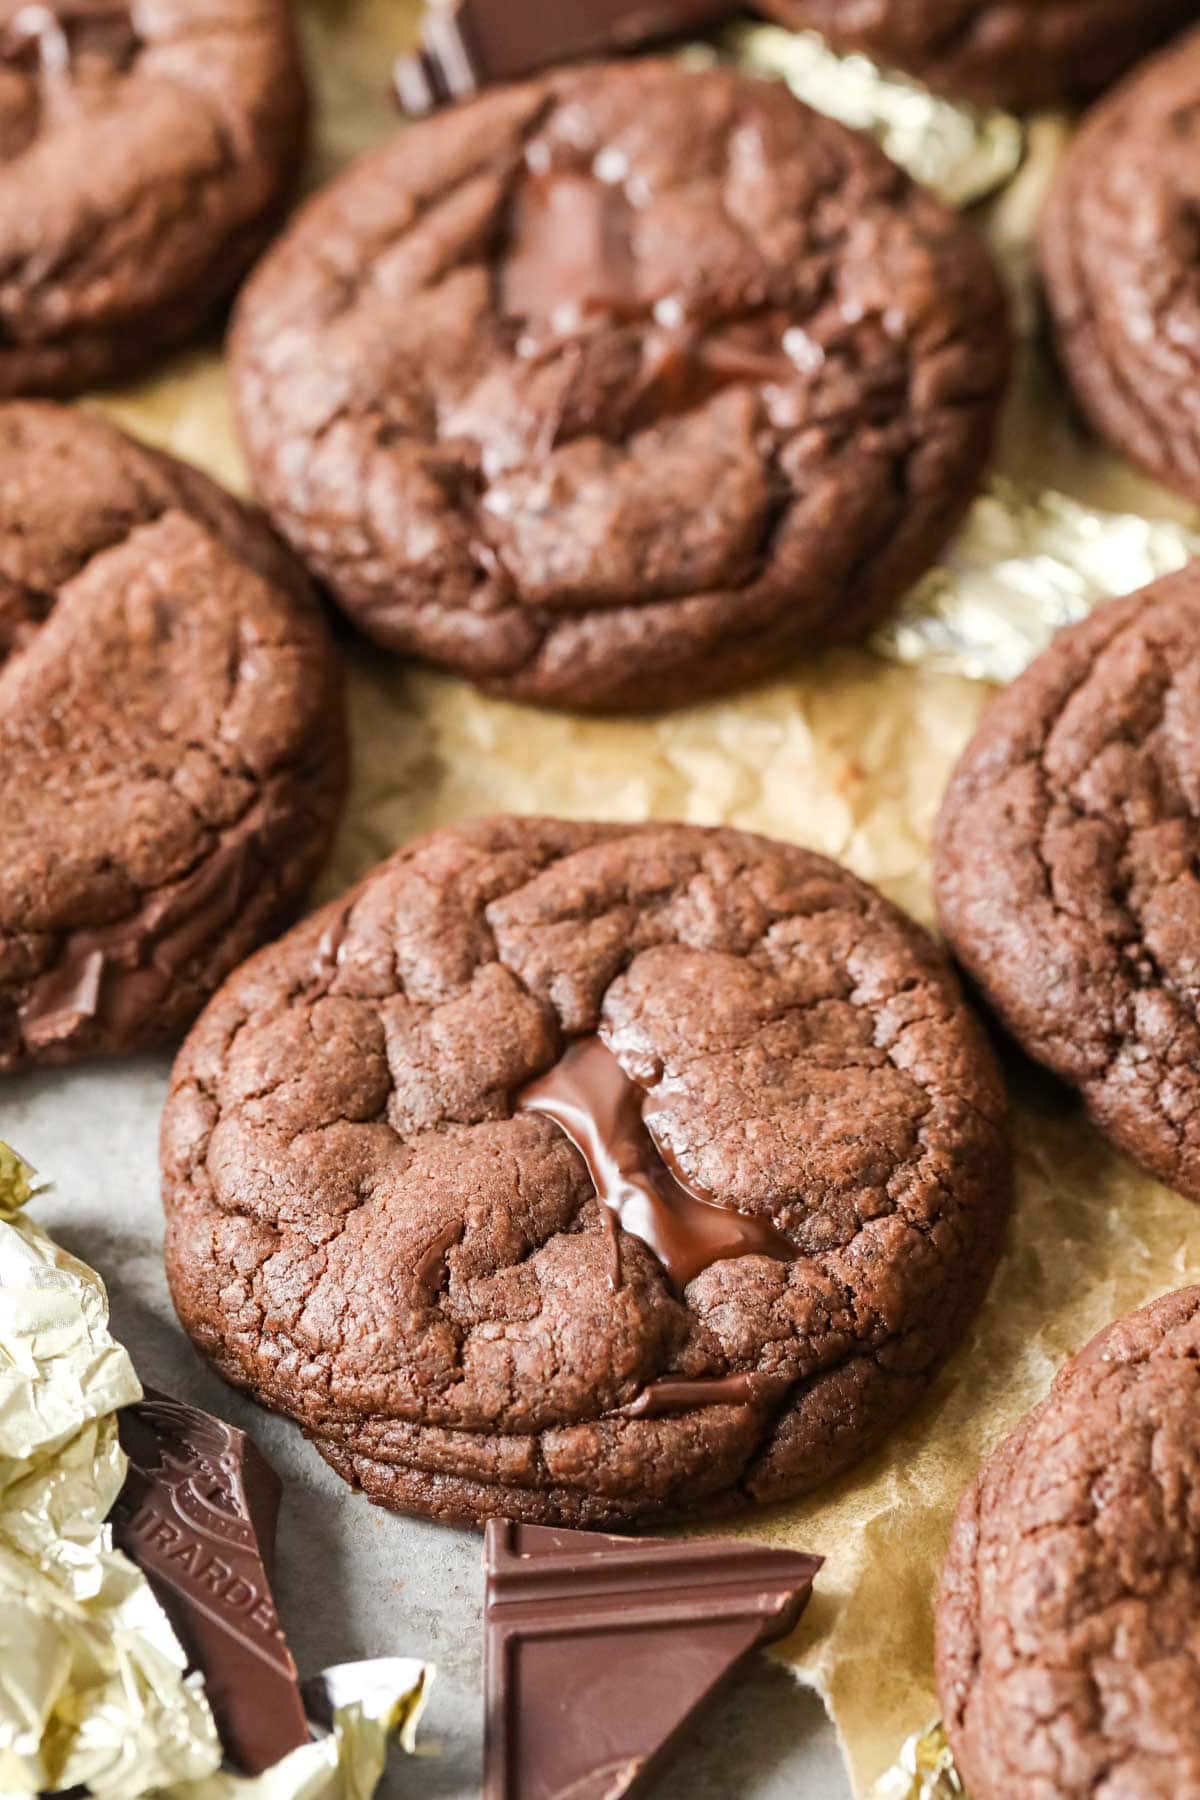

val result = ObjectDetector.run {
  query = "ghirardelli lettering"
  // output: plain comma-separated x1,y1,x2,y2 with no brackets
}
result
111,1392,310,1774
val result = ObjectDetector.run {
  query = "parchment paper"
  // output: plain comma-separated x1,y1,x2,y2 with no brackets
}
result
7,5,1200,1797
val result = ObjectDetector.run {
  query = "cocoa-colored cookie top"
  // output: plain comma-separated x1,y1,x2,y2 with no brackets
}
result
1041,28,1200,501
163,816,1009,1528
758,0,1195,108
938,1286,1200,1800
230,60,1008,713
0,401,345,1073
0,0,306,394
935,567,1200,1201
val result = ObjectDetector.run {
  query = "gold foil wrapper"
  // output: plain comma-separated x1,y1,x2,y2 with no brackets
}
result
873,478,1200,682
0,1143,430,1797
721,22,1024,208
871,1724,964,1800
0,1141,220,1798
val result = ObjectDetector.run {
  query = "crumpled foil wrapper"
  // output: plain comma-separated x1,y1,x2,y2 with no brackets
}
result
59,4,1200,1798
0,1141,219,1798
0,1141,430,1799
721,21,1023,208
872,478,1200,682
870,1724,964,1800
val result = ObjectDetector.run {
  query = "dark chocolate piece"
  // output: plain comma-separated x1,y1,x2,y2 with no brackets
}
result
518,1034,796,1291
394,0,735,113
20,838,256,1048
111,1392,310,1776
0,1,137,77
484,1518,822,1800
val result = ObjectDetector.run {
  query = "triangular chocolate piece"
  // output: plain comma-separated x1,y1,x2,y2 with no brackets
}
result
111,1391,310,1775
484,1519,822,1800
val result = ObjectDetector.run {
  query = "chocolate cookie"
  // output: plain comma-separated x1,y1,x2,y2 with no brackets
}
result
162,817,1010,1528
938,1286,1200,1799
0,402,345,1073
0,0,306,395
1041,29,1200,501
758,0,1195,109
935,566,1200,1201
230,61,1009,713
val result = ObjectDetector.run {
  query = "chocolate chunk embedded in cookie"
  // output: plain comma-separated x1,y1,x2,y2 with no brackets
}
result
938,1286,1200,1800
0,0,306,394
230,61,1009,713
1041,28,1200,500
758,0,1195,109
162,816,1010,1528
0,402,345,1073
935,565,1200,1201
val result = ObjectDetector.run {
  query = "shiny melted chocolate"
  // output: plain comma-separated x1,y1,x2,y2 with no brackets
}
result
621,1372,781,1418
518,1035,795,1291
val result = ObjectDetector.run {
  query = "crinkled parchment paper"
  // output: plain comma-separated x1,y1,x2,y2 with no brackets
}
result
72,5,1200,1796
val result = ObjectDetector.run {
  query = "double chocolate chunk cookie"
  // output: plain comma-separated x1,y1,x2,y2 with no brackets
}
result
0,403,345,1073
759,0,1195,109
938,1286,1200,1799
0,0,306,394
936,566,1200,1202
1041,29,1200,500
231,61,1009,712
162,817,1009,1528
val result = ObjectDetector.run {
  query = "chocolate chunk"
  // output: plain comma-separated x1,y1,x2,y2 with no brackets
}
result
518,1034,797,1291
20,838,257,1049
484,1518,822,1800
0,2,139,81
111,1392,310,1775
395,0,735,113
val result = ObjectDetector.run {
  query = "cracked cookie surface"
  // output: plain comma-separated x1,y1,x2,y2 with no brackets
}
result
0,401,345,1073
230,60,1008,712
757,0,1195,108
0,0,306,394
1041,28,1200,501
938,1286,1200,1800
935,567,1200,1201
162,816,1009,1528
